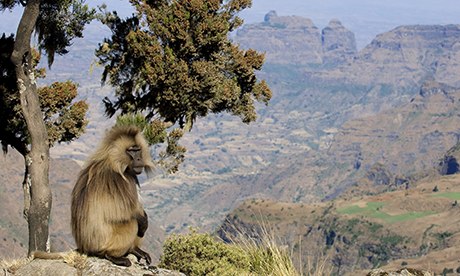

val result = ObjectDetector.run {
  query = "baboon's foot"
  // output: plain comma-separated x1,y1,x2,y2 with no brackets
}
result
131,246,151,265
104,254,132,267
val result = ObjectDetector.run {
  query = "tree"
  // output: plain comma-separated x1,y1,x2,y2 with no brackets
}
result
96,0,271,169
0,0,94,254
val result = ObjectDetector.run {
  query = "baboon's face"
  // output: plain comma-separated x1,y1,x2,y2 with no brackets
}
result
126,145,144,175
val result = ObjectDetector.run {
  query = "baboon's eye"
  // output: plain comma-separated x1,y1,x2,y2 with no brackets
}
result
126,145,141,160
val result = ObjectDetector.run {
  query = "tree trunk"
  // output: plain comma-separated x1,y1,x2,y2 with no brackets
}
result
22,154,31,222
11,0,52,255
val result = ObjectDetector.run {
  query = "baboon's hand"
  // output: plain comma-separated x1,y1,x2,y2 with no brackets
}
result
137,210,148,237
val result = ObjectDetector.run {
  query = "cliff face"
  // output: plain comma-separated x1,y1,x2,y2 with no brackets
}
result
234,11,357,65
336,24,460,88
237,15,460,90
217,171,460,275
322,19,357,65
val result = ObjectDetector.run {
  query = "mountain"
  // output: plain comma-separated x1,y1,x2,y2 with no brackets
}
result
235,10,357,65
217,174,460,274
142,15,460,236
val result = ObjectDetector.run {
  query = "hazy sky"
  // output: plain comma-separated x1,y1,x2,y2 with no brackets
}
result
2,0,460,49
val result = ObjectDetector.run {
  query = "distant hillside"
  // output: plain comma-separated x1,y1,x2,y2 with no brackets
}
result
251,80,460,204
144,19,460,236
217,174,460,274
0,149,78,257
156,80,460,235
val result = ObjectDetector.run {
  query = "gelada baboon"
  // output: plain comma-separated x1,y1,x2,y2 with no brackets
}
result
71,125,154,266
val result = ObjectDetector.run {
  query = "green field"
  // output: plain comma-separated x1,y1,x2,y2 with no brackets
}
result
431,192,460,200
338,201,436,223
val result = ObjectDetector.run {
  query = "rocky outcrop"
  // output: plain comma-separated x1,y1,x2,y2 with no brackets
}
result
366,163,392,186
235,11,356,65
367,268,433,276
439,143,460,175
322,19,357,65
335,24,460,88
2,255,185,276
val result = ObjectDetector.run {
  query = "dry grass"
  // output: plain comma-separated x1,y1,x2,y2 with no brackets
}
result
62,251,87,270
305,253,333,276
229,219,333,276
0,251,87,273
0,256,32,273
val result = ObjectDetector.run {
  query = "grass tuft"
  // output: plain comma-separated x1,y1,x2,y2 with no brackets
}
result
62,251,87,270
0,257,33,273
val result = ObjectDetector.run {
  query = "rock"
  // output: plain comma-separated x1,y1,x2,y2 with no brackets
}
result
367,268,433,276
419,80,450,98
235,11,324,65
14,259,78,276
366,163,392,186
236,12,358,66
322,19,357,65
7,254,185,276
439,142,460,175
341,25,460,87
264,10,277,22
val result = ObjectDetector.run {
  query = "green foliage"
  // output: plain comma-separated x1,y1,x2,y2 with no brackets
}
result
430,230,452,250
362,234,407,268
34,0,96,66
0,0,20,10
0,33,27,154
116,113,185,173
380,235,405,247
38,81,88,144
0,0,94,154
159,230,251,275
0,31,89,155
116,113,167,144
1,0,95,66
96,0,271,149
95,0,271,172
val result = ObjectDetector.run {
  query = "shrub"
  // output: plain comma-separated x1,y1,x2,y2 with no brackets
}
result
159,229,250,275
159,227,301,276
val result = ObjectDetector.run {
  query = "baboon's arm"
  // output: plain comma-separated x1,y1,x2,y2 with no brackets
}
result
137,210,148,237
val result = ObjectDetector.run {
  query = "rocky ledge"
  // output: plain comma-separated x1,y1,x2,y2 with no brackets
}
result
1,253,184,276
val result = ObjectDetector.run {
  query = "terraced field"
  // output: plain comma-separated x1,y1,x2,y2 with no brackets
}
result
338,201,436,223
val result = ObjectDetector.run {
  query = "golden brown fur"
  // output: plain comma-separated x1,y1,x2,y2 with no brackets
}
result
71,126,153,266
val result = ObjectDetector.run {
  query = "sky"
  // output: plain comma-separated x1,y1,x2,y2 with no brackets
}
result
2,0,460,49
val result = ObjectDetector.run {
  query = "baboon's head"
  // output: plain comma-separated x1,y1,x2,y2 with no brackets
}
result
93,126,154,177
